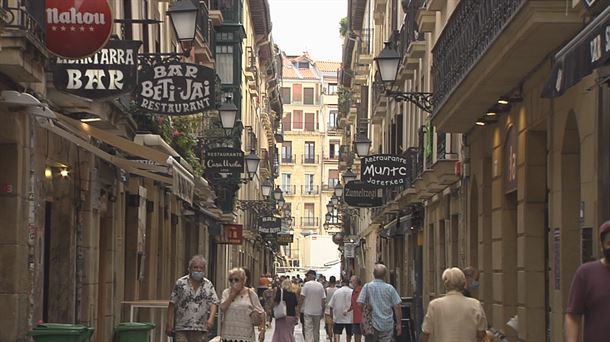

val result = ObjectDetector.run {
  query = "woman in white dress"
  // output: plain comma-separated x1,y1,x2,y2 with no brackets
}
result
220,268,266,342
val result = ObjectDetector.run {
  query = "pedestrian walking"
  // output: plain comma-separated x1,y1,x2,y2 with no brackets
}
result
421,267,487,342
219,268,266,342
166,255,219,342
462,266,480,299
357,264,402,342
271,279,299,342
262,284,276,328
564,220,610,342
325,276,338,340
329,278,353,342
346,276,363,342
300,269,326,342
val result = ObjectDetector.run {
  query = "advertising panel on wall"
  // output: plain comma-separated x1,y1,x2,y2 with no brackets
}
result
45,0,113,58
136,61,216,115
52,40,141,99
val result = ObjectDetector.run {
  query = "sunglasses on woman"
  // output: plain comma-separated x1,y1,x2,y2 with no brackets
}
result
229,278,241,283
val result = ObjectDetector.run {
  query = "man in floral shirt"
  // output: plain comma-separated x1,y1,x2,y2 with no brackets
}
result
166,255,219,342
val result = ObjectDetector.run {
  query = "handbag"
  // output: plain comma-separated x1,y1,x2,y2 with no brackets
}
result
360,285,375,336
273,288,287,319
247,288,266,326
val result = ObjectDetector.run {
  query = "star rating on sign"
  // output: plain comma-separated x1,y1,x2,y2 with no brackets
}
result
89,26,95,32
79,26,85,32
60,26,66,31
51,26,57,31
70,26,76,31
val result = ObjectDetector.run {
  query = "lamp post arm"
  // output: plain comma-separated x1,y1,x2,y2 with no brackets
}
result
386,90,433,113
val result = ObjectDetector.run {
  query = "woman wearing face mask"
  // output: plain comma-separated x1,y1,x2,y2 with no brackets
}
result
220,268,266,342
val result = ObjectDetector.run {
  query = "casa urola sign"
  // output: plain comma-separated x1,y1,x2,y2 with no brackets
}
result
45,0,113,59
136,62,216,116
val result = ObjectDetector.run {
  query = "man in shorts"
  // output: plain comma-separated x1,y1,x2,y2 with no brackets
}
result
329,278,354,342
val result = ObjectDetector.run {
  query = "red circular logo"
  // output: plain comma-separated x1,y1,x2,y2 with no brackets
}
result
45,0,113,59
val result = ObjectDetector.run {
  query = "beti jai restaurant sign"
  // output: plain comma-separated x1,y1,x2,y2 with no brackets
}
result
45,0,113,58
53,40,141,99
136,62,216,115
361,154,408,187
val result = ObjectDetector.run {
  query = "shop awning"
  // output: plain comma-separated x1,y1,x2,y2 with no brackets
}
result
542,6,610,98
42,114,198,203
40,120,173,184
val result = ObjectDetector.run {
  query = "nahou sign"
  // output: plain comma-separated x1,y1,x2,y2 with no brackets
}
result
136,62,216,115
205,148,244,177
361,154,409,187
53,40,141,99
343,180,384,208
45,0,113,59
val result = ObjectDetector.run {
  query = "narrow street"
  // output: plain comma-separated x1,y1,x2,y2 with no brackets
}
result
262,319,349,342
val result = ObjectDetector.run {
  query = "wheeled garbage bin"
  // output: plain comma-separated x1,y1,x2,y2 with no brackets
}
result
28,323,94,342
113,322,156,342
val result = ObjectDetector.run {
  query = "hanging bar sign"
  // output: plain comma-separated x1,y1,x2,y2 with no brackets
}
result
52,40,141,99
136,61,216,115
361,154,408,187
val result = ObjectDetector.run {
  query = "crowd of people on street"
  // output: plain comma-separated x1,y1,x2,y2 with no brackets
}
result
163,220,610,342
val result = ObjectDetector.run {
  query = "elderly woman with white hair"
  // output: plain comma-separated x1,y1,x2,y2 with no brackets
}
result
421,267,488,342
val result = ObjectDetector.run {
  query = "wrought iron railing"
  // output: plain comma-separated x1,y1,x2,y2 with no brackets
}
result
301,185,320,195
432,0,525,111
197,1,212,47
322,182,339,192
281,154,296,164
281,185,297,196
301,217,319,227
399,0,425,57
358,28,373,55
302,154,319,164
1,4,46,54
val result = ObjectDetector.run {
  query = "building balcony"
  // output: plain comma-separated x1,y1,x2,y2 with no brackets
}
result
301,154,319,164
281,185,297,196
0,5,47,83
431,0,582,132
301,217,319,227
300,185,320,195
324,153,339,161
322,182,339,192
194,1,215,66
281,154,296,164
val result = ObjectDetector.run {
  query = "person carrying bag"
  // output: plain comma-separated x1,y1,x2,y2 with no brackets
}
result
273,287,287,319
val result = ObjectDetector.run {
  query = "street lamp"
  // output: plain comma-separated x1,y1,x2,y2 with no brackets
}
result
374,41,433,113
342,168,356,184
331,194,339,206
326,202,334,214
219,98,238,129
261,179,273,198
333,182,344,197
375,41,401,83
277,193,286,208
244,149,260,179
166,0,199,47
353,133,371,157
273,186,283,201
325,212,332,223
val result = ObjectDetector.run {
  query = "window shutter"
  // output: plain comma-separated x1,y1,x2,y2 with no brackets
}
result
282,112,291,131
293,84,302,102
293,110,303,129
305,113,315,131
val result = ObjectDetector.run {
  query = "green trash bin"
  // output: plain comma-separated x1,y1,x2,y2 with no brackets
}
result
28,323,94,342
114,322,156,342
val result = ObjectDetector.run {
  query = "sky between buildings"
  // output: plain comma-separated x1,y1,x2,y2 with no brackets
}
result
268,0,346,62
